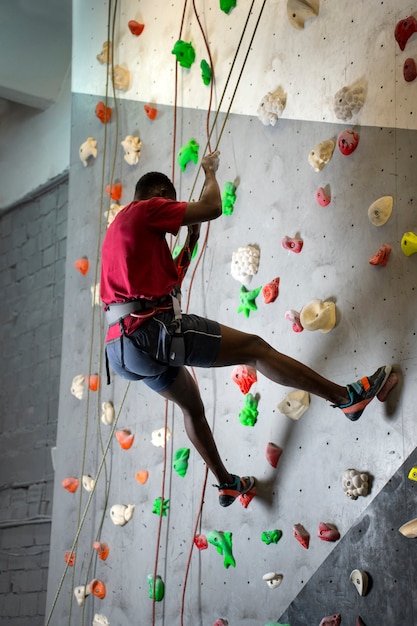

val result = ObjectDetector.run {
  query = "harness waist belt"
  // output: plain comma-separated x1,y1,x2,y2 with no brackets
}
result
105,297,171,326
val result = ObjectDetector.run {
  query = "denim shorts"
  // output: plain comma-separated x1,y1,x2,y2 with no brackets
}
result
106,310,221,392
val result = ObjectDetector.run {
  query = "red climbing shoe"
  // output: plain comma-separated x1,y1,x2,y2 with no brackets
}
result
215,474,255,507
337,365,392,421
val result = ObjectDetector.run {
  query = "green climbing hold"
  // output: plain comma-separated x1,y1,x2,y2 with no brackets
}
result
220,0,237,14
237,284,262,318
178,138,200,172
147,573,165,601
222,181,237,215
261,529,282,545
238,392,259,427
171,40,196,68
200,59,212,85
173,447,190,477
152,497,170,516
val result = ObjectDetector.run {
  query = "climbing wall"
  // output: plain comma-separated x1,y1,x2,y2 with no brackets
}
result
47,2,417,625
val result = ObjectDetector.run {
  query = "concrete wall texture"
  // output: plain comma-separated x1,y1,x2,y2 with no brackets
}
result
0,179,68,625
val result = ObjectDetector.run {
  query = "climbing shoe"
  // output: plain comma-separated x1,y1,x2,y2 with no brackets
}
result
215,474,255,507
337,365,392,421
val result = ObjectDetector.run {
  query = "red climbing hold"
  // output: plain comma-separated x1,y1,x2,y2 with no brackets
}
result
93,541,110,561
262,277,280,303
105,183,123,201
404,57,417,82
74,256,89,275
62,477,79,493
317,522,340,542
239,487,256,508
144,104,157,120
395,16,417,51
95,101,112,124
319,616,341,626
293,523,310,549
64,551,76,566
337,128,359,155
369,243,391,267
282,235,303,253
194,534,208,550
315,187,331,206
128,20,145,36
231,364,257,394
265,442,283,468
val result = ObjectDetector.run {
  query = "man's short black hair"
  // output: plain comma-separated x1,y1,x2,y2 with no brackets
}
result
134,172,176,200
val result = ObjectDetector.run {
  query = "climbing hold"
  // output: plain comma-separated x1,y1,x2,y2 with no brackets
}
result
116,429,135,450
278,389,310,420
237,285,262,318
121,135,141,165
79,138,97,167
404,57,417,82
101,401,115,425
95,101,112,124
262,572,283,589
395,16,417,51
74,256,89,275
93,615,110,626
315,187,331,207
82,475,95,492
111,65,130,91
408,466,417,481
319,615,341,626
239,488,256,508
262,277,280,304
200,59,212,85
350,569,369,596
144,104,157,120
285,309,304,333
71,374,85,400
87,374,100,391
173,447,190,477
356,618,366,626
231,244,260,285
96,41,112,65
238,392,259,427
62,477,79,493
265,442,283,468
152,497,170,516
300,299,336,333
105,182,123,202
369,244,391,267
93,542,109,561
293,523,310,549
282,235,303,253
399,517,417,538
135,469,149,484
220,0,236,14
64,551,76,566
128,20,145,36
178,139,199,171
214,621,228,626
368,196,393,226
401,231,417,256
147,574,165,601
232,364,257,394
337,128,359,155
110,504,135,526
308,139,335,172
206,530,236,568
90,579,106,600
342,468,369,499
194,534,208,550
74,585,89,607
257,87,286,126
261,529,282,545
287,0,318,29
222,181,237,215
334,81,366,121
171,40,196,68
105,203,124,226
151,427,172,447
317,522,340,542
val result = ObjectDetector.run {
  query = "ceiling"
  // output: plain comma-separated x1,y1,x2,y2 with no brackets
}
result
0,0,72,112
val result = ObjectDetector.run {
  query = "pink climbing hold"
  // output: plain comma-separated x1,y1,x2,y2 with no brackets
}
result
404,57,417,82
282,235,303,253
395,16,417,51
319,615,341,626
213,620,228,626
369,243,391,267
262,277,280,303
337,128,359,155
194,534,208,550
317,522,340,542
285,309,304,333
293,523,310,549
231,364,257,394
265,442,283,468
315,187,331,206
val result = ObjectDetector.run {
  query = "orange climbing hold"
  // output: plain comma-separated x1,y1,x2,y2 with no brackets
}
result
262,277,280,304
74,256,89,275
369,244,391,267
116,429,135,450
62,477,79,493
93,541,110,561
105,183,123,201
136,469,149,484
144,104,157,120
95,101,112,124
128,20,145,35
90,579,106,599
64,551,76,566
87,374,100,392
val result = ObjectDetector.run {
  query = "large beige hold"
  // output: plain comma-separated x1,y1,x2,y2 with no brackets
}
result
368,196,393,226
399,518,417,538
287,0,319,29
278,389,310,420
300,299,336,333
308,140,335,172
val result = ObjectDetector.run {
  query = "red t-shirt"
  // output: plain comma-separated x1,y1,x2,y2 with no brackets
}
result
100,196,187,340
